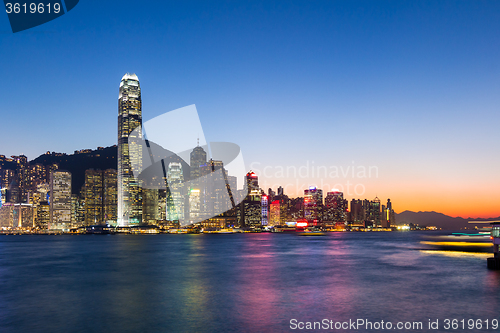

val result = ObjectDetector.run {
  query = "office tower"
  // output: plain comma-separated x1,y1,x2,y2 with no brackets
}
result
143,188,159,224
118,73,143,226
103,169,118,224
35,201,50,230
0,203,34,229
325,191,347,222
368,197,381,227
188,145,207,222
261,194,268,226
304,186,323,222
350,199,363,223
200,159,233,217
166,162,185,221
84,169,118,226
190,144,207,184
269,200,280,226
26,164,47,202
246,171,259,193
12,155,28,202
239,190,262,228
49,170,72,230
237,170,262,228
85,169,104,225
382,198,395,228
188,189,201,222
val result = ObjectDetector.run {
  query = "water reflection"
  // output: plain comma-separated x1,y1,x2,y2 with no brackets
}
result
0,233,499,333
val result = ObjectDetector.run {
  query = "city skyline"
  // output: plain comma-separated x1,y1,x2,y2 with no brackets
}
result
2,1,500,218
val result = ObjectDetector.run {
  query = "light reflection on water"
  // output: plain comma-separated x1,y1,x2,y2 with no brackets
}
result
0,232,499,332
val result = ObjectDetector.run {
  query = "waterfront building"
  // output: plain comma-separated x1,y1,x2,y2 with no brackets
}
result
304,186,323,222
49,170,72,230
36,201,50,230
0,203,34,229
261,194,268,226
103,169,118,224
350,199,364,223
166,162,185,222
84,169,104,225
324,191,347,222
118,73,143,226
269,200,280,226
246,171,259,193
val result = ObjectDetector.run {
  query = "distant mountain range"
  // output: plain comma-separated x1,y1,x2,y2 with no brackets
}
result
395,211,500,230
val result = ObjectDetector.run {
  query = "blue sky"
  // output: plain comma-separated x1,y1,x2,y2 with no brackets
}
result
1,0,500,215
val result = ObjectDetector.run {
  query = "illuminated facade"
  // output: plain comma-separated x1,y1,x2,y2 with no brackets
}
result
190,145,207,186
246,171,259,193
324,191,347,222
36,201,50,229
118,73,142,226
261,194,268,226
103,169,118,224
83,169,118,226
239,172,262,227
0,203,34,229
368,197,381,226
49,170,72,230
304,187,323,222
269,200,280,226
84,169,104,225
166,162,185,222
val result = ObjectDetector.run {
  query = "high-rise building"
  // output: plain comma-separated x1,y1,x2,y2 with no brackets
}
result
103,169,118,224
381,198,395,228
269,200,281,226
246,171,259,193
350,199,364,223
118,73,143,226
199,159,234,218
304,186,323,222
166,162,185,222
83,169,118,226
368,197,381,227
84,169,104,225
261,194,268,226
190,144,207,184
49,170,72,230
237,171,262,228
324,191,347,222
188,145,207,222
35,201,50,230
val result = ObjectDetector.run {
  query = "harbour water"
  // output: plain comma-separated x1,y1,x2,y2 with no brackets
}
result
0,232,499,332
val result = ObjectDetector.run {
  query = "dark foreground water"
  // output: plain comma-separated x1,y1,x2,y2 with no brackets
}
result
0,232,499,333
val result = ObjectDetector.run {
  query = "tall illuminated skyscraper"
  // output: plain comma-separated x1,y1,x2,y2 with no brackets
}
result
166,162,185,222
118,73,143,226
49,170,72,230
304,186,323,222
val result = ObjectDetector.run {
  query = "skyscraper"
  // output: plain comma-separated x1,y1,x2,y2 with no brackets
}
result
118,73,143,226
304,186,323,222
166,162,185,222
190,144,207,184
103,169,118,224
325,191,347,222
84,169,104,226
49,170,71,230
